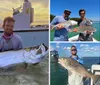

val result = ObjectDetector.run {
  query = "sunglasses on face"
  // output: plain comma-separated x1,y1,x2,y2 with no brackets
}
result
65,13,70,15
71,49,77,51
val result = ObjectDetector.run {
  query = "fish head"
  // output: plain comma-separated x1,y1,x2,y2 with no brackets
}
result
69,20,78,25
58,57,70,68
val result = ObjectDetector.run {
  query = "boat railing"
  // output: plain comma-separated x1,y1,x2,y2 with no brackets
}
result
91,64,100,85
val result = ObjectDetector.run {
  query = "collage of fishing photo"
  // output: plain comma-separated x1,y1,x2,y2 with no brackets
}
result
0,0,100,85
0,0,49,85
50,0,100,85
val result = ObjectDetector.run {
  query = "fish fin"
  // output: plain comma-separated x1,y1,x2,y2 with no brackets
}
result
36,44,44,54
92,75,100,85
36,47,42,54
42,43,48,51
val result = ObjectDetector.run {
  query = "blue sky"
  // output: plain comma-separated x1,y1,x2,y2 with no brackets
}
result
50,0,100,21
50,42,100,57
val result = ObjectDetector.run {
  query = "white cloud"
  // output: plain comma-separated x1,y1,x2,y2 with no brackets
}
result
67,47,71,50
56,43,60,49
79,45,100,53
93,46,100,51
63,47,67,50
72,44,76,46
63,46,71,51
80,44,89,47
50,45,55,51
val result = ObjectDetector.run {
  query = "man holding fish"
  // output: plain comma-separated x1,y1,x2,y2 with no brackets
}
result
58,57,100,85
68,45,84,85
77,9,93,41
58,46,100,85
58,45,100,85
50,9,77,41
0,17,23,52
51,9,95,41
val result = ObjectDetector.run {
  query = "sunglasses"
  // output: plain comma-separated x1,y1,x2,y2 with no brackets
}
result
71,49,77,51
65,13,70,15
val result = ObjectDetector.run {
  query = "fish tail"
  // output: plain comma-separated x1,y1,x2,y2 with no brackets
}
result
92,75,100,85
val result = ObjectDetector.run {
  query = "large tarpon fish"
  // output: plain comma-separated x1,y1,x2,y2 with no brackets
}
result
58,57,100,85
51,20,78,30
73,26,96,33
0,44,48,68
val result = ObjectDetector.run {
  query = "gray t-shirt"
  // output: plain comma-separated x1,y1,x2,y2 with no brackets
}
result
78,19,93,41
0,34,23,52
50,16,71,41
78,19,92,26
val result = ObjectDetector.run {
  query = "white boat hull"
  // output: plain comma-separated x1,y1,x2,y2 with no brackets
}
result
69,35,98,42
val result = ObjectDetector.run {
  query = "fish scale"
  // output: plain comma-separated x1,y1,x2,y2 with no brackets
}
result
75,26,96,33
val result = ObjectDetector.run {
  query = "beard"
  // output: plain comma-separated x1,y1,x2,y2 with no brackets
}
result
4,31,13,36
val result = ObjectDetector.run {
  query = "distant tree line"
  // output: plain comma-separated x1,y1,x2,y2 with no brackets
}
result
50,14,55,22
50,14,80,22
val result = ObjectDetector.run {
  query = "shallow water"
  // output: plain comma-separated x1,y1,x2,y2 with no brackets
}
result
0,55,48,85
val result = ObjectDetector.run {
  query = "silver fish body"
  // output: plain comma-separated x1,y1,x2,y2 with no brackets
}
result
58,57,100,85
0,44,48,68
52,20,77,29
75,26,96,32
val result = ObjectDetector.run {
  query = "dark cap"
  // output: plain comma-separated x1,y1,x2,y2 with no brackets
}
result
64,9,71,13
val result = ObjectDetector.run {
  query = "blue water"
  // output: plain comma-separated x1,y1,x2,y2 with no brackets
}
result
92,21,100,41
83,57,100,68
50,57,100,85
